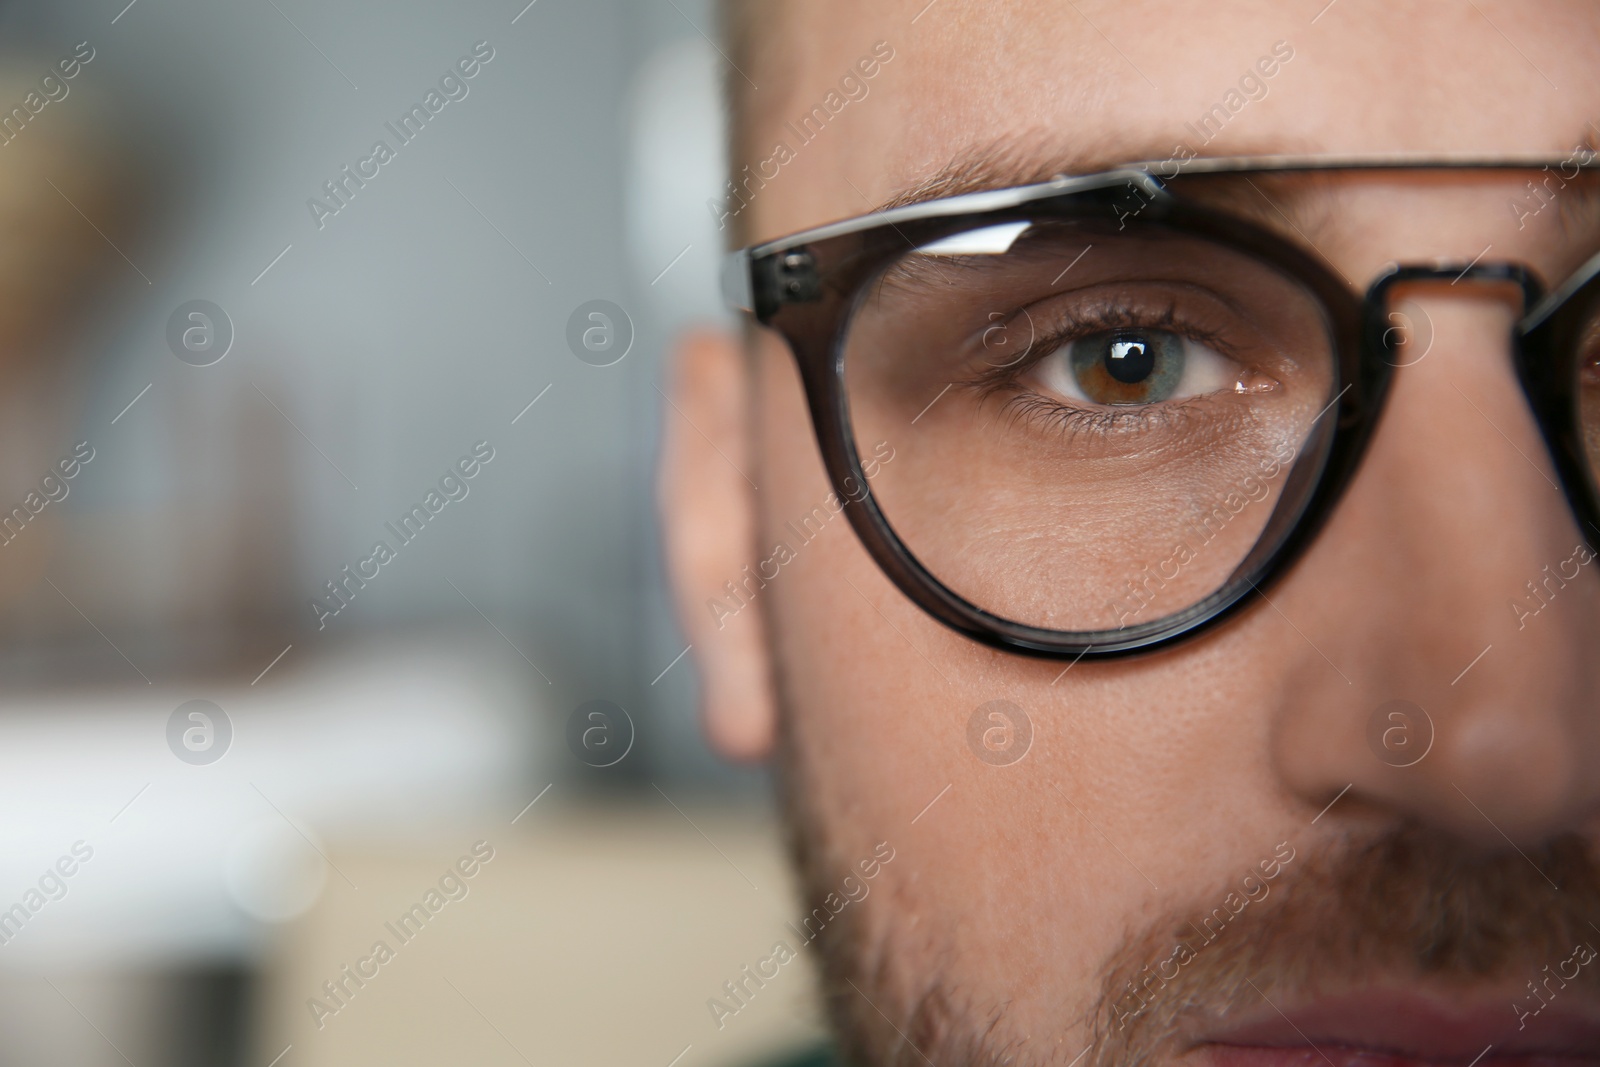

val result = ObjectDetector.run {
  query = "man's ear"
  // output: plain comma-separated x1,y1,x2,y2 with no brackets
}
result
658,327,777,762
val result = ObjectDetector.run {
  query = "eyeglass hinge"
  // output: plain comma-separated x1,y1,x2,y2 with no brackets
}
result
753,249,822,318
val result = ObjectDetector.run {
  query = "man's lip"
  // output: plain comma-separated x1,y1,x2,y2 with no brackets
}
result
1197,989,1600,1064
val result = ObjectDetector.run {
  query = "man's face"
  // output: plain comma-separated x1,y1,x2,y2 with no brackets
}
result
662,2,1600,1063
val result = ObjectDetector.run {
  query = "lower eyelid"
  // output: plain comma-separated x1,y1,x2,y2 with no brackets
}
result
996,391,1245,459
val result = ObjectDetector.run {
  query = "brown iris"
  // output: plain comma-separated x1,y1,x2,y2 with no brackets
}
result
1069,329,1186,405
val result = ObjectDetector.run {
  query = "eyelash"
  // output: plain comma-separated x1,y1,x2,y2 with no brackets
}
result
965,302,1242,441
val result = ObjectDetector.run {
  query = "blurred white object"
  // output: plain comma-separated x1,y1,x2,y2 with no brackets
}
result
222,817,329,924
0,638,542,970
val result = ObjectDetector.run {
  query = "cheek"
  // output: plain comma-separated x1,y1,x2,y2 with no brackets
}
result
757,331,945,804
758,334,882,688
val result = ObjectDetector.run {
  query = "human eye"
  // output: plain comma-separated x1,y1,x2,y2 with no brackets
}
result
1033,326,1249,407
971,300,1284,446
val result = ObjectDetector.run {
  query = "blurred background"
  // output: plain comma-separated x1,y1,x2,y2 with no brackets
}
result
0,1,828,1063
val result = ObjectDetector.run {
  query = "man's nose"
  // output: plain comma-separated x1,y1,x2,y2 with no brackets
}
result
1269,294,1600,846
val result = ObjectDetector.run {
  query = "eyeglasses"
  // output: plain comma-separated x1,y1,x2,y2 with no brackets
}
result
721,156,1600,659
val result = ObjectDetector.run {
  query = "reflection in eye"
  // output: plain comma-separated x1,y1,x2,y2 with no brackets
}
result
1032,328,1247,406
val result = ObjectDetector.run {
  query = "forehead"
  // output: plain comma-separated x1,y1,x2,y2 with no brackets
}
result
741,0,1600,247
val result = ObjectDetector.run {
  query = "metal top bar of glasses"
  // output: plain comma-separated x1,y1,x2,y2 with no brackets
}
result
722,153,1600,312
1136,151,1598,176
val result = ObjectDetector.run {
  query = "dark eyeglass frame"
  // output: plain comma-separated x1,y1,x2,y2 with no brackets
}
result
720,155,1600,660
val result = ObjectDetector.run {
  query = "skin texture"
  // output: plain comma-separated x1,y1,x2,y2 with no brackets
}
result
661,2,1600,1063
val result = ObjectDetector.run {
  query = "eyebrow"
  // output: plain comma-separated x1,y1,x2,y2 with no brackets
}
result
876,130,1600,208
875,135,1188,212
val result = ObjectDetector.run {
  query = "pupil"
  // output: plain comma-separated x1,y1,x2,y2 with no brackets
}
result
1105,336,1154,384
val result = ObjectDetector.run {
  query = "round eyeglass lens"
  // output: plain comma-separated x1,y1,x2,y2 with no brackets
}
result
842,216,1341,634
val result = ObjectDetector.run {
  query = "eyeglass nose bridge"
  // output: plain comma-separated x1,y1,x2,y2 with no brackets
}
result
1354,259,1600,553
1361,260,1546,366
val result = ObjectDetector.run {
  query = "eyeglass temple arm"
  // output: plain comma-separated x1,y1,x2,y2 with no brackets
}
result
721,249,753,314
